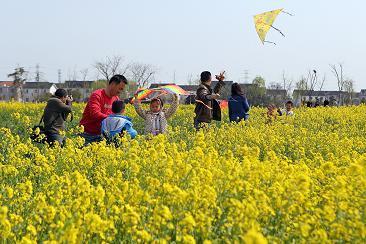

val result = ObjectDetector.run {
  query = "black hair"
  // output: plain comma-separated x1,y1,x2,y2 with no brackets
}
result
200,71,211,83
112,100,126,113
54,88,67,98
286,100,294,106
231,83,244,96
109,74,128,85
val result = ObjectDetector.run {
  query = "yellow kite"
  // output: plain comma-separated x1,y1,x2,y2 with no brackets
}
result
254,9,292,45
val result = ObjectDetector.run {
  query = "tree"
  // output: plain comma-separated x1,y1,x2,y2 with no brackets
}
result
70,89,83,102
330,63,346,106
281,71,293,98
128,62,156,88
268,82,283,90
187,74,200,85
252,76,266,88
246,76,267,106
94,56,130,81
343,79,355,105
80,68,89,81
8,67,27,102
91,80,108,91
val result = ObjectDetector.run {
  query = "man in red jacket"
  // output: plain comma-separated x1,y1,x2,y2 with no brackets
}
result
80,74,128,144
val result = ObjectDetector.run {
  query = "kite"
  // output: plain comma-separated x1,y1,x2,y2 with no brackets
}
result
159,84,189,95
254,8,293,45
132,84,189,102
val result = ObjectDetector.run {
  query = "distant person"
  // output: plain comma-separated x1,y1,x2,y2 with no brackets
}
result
101,100,137,145
324,99,330,107
306,101,312,108
228,83,250,122
79,74,128,144
278,101,295,116
266,104,278,123
194,71,225,129
43,88,73,146
134,93,179,135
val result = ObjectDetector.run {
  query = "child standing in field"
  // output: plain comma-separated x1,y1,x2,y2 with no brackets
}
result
101,100,138,141
134,93,179,135
266,104,278,123
278,101,295,116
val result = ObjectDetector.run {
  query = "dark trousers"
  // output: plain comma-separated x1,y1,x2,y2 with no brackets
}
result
46,133,66,147
194,119,209,131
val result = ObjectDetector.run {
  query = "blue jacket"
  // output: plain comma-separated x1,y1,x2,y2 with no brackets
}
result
101,114,138,139
228,95,250,122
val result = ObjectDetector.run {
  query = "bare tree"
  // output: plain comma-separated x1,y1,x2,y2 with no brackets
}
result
129,62,156,88
307,70,318,96
282,71,293,98
330,63,345,105
94,56,129,81
80,68,89,81
268,82,283,90
318,74,326,91
187,73,200,85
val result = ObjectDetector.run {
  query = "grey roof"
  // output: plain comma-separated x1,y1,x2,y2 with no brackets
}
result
64,80,94,88
23,82,55,89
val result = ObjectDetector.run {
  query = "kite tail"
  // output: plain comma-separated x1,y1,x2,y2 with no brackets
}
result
264,41,277,45
281,10,294,16
270,25,285,37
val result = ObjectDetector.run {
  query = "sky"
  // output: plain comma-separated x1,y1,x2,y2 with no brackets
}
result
1,0,365,90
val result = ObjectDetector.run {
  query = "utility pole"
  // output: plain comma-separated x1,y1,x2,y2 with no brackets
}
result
58,69,62,83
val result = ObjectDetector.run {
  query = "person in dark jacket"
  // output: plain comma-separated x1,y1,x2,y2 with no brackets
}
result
43,88,72,146
228,83,250,122
194,71,225,129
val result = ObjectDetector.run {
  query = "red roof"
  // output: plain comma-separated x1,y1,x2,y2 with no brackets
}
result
0,81,14,87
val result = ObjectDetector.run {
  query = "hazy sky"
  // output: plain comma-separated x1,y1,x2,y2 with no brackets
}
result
1,0,365,90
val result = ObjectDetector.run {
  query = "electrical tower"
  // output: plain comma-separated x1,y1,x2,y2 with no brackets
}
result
35,64,40,82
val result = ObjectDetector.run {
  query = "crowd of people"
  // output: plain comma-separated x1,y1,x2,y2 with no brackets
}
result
39,72,295,147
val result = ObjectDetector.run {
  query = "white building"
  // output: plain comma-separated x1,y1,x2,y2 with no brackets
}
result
22,82,58,102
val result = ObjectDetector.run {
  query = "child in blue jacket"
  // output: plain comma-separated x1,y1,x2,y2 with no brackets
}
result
101,100,137,141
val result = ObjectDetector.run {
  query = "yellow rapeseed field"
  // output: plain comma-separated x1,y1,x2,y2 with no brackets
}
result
0,102,365,243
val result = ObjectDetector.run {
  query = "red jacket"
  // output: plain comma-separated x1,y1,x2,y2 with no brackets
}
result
80,89,119,135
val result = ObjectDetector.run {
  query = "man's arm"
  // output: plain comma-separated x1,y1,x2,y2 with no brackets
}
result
53,99,72,114
213,80,225,94
88,93,108,121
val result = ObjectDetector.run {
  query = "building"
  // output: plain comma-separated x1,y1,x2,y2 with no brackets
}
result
60,80,94,102
292,90,350,106
0,81,15,101
22,82,58,102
